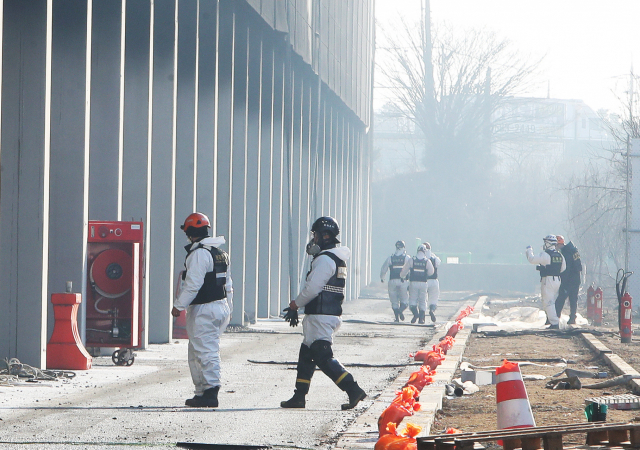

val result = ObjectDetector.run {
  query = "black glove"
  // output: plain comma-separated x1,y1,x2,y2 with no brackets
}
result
283,307,299,327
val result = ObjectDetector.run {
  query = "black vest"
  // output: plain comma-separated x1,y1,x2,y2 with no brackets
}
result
426,256,438,280
410,257,429,282
561,242,582,278
183,243,229,305
538,249,562,278
304,252,347,316
389,254,406,280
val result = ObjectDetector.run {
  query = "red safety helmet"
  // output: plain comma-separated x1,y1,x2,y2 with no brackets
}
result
180,212,211,232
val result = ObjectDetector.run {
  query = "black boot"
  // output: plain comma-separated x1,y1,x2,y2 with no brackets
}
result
337,373,367,410
410,306,419,324
185,386,220,408
280,385,307,408
418,309,426,324
393,308,400,322
567,316,576,325
398,303,406,321
281,344,315,408
429,305,437,322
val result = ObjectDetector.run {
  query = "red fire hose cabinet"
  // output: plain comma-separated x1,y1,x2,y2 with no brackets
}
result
86,221,143,365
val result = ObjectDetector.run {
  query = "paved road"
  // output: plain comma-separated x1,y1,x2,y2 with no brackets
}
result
0,287,469,449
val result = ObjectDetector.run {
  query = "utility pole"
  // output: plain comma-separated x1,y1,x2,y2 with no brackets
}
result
625,67,634,272
422,0,434,152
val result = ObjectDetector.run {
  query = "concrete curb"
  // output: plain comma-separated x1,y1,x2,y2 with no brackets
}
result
579,332,640,394
335,296,487,450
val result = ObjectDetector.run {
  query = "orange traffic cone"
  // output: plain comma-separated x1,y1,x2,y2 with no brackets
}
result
496,359,535,431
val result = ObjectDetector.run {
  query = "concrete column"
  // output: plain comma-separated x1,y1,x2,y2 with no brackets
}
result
196,0,216,214
88,0,122,220
243,23,262,323
47,0,89,342
148,0,176,344
173,0,198,284
299,76,312,280
229,17,248,326
0,0,50,368
275,46,290,311
215,0,232,240
289,70,302,291
121,0,151,347
257,34,273,319
269,43,286,317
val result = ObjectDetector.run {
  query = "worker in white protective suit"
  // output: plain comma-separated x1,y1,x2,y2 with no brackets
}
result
400,244,435,324
525,234,566,329
380,240,411,322
172,212,233,407
280,216,367,410
423,242,441,322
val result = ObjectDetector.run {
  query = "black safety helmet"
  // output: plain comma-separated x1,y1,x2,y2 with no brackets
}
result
311,216,340,249
395,240,405,249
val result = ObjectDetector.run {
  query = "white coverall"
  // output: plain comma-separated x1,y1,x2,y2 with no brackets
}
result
400,250,435,312
525,246,566,326
174,236,233,396
296,246,351,347
425,250,441,308
380,250,410,309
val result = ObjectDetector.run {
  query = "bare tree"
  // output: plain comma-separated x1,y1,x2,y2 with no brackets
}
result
377,19,541,181
564,72,640,291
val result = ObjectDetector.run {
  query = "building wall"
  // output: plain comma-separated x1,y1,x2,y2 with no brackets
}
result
0,0,374,368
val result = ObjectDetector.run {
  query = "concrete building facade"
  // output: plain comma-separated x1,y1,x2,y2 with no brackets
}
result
0,0,375,368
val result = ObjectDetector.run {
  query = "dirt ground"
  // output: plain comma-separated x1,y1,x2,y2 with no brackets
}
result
433,302,640,447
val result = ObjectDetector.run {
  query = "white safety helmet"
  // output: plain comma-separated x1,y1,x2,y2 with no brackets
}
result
416,244,427,254
543,234,557,250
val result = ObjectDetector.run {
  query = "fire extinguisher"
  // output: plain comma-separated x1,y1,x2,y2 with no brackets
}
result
616,269,634,343
593,287,603,326
587,284,595,321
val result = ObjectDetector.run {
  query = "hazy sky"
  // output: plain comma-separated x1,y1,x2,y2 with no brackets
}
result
375,0,640,113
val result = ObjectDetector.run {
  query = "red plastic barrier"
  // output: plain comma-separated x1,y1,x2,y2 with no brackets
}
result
593,287,603,326
586,285,595,320
172,309,188,339
46,293,92,370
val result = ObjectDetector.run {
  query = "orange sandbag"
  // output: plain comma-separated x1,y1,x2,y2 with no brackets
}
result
378,389,422,437
445,320,464,338
411,349,430,362
435,336,455,354
423,349,445,371
375,423,422,450
455,306,474,321
446,427,462,434
404,366,434,393
393,385,420,403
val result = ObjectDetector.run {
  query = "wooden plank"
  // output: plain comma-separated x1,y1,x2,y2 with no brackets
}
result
543,433,563,450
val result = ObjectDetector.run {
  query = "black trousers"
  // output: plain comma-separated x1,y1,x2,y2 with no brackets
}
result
555,278,580,319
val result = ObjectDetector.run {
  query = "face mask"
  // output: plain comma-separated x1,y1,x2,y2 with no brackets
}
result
306,239,321,256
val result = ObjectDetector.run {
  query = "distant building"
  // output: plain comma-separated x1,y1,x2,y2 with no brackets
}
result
372,97,616,180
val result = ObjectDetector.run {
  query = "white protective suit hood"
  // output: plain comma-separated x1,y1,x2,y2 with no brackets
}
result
191,235,226,249
424,249,433,259
416,250,427,260
394,248,406,256
324,246,351,262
